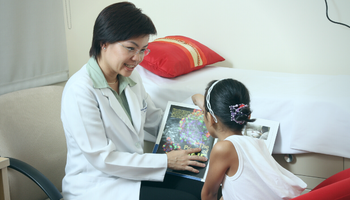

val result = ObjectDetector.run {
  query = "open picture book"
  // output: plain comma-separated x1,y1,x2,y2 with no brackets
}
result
153,101,279,182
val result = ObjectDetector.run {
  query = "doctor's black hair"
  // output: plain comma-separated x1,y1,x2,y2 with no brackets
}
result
204,79,255,132
89,2,157,59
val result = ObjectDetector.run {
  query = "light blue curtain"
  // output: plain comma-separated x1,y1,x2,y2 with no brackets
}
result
0,0,68,95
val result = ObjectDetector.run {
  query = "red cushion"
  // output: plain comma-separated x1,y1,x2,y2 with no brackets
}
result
140,35,225,78
292,168,350,200
292,177,350,200
312,167,350,191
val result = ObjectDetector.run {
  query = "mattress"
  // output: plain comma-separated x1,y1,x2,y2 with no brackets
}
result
136,65,350,159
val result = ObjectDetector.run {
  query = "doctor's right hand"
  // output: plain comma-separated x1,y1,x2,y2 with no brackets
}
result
166,148,208,173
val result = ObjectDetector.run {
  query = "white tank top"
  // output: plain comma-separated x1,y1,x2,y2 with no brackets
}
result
222,135,306,200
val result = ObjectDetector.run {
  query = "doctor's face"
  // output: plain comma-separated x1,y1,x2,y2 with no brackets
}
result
100,35,150,77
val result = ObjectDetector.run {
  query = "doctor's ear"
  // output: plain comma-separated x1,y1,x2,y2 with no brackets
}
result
100,42,108,50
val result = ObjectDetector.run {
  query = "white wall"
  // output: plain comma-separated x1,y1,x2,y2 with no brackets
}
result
62,0,350,76
129,0,350,75
62,0,123,76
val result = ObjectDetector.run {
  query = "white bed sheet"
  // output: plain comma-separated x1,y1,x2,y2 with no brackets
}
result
136,65,350,159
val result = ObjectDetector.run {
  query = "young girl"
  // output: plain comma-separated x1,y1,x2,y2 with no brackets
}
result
192,79,307,200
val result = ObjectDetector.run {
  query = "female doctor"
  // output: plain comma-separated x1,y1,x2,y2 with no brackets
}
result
61,2,207,200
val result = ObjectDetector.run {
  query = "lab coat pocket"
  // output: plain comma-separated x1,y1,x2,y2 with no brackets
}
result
140,100,147,126
75,175,125,200
70,174,115,194
141,99,147,113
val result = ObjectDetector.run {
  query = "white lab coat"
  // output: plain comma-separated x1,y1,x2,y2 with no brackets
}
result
61,64,167,200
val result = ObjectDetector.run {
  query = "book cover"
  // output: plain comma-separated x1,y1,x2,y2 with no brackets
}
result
153,101,215,182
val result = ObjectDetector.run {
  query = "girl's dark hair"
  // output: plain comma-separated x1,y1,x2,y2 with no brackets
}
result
204,79,255,132
89,2,157,59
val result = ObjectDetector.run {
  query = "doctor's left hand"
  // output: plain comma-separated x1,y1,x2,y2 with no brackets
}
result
166,148,208,173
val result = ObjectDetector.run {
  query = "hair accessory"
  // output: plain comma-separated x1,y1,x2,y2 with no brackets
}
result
206,79,225,123
229,104,248,125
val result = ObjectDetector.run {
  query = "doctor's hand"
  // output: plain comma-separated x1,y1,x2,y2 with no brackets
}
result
166,148,208,173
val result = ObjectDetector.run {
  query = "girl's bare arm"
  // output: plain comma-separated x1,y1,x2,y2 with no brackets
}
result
192,94,205,110
201,141,238,200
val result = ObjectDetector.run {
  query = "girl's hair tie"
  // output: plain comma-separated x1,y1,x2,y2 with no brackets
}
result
229,104,248,125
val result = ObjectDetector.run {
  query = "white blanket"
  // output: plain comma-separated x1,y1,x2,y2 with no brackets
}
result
136,66,350,159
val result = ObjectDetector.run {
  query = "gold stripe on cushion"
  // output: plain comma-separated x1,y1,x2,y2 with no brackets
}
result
155,38,203,67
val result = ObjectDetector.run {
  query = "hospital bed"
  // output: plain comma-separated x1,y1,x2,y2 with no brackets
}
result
136,64,350,192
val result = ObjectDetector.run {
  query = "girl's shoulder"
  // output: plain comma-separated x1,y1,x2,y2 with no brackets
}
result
211,139,240,177
226,135,260,144
212,140,237,157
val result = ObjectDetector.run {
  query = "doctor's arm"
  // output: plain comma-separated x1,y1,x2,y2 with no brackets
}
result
61,84,167,181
